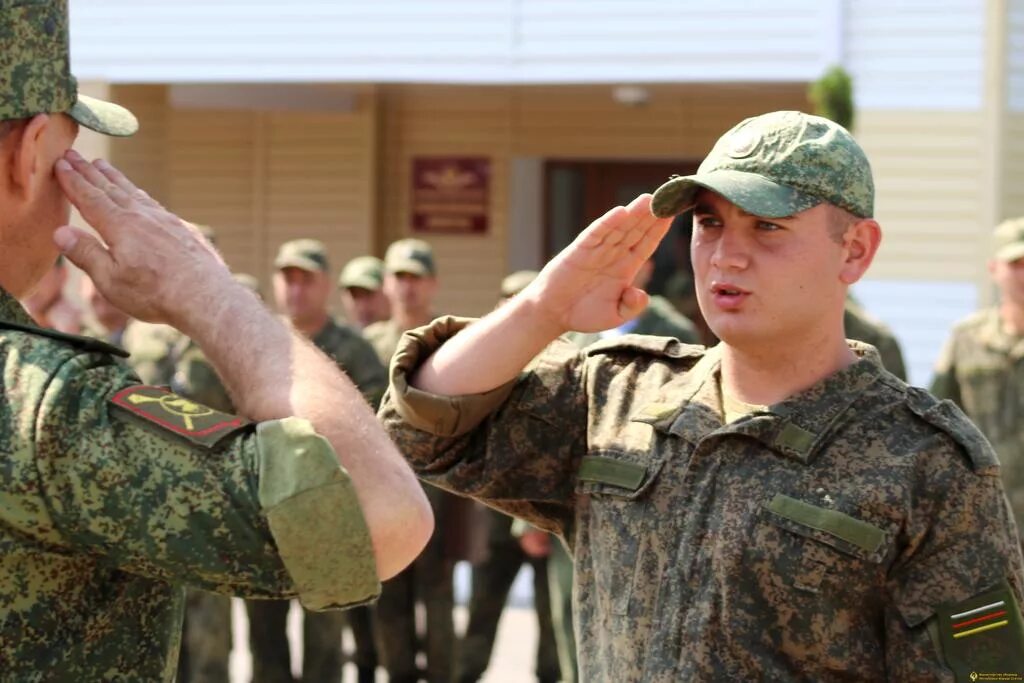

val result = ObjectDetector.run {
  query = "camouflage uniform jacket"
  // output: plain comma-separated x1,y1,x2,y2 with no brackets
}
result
0,289,380,681
568,295,701,347
312,317,387,409
380,316,1024,682
365,318,407,372
844,302,907,381
931,307,1024,539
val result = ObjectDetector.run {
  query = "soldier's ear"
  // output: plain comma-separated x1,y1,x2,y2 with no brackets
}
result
838,218,881,286
7,114,51,199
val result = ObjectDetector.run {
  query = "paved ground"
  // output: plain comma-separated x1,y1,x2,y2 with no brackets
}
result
229,566,542,683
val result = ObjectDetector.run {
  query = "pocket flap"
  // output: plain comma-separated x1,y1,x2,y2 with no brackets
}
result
579,455,646,490
767,494,886,556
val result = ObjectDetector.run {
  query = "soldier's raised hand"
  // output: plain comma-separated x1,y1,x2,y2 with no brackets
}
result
523,194,672,335
52,150,241,330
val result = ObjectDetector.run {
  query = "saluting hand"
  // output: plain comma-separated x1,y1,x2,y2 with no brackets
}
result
523,194,672,335
52,150,242,330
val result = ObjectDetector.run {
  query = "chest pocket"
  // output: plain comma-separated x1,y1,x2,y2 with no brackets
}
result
576,449,665,616
751,494,892,596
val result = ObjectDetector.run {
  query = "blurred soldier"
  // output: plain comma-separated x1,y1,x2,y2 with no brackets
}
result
568,258,699,347
366,238,464,683
20,255,81,332
456,270,560,683
338,255,390,330
844,296,907,380
0,3,432,680
932,217,1024,547
246,239,388,683
81,274,130,346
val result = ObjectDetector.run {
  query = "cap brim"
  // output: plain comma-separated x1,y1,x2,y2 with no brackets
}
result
650,169,822,219
996,242,1024,263
275,256,325,273
68,94,139,138
340,276,381,291
387,260,431,277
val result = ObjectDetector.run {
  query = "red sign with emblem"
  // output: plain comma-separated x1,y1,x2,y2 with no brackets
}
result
411,157,490,234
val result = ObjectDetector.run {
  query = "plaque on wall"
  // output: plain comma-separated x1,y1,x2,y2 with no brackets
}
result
411,157,490,234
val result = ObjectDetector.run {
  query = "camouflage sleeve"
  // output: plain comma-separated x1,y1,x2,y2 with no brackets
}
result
31,354,380,611
930,334,963,408
885,439,1024,679
378,316,588,538
171,346,233,413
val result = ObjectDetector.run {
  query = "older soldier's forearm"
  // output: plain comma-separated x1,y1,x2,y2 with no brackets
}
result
179,286,433,580
413,294,563,395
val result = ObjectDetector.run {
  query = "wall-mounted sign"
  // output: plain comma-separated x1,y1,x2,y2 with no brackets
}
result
411,157,490,234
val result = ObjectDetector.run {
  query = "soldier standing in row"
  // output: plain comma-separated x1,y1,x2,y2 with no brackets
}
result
338,255,391,330
932,217,1024,550
247,239,387,683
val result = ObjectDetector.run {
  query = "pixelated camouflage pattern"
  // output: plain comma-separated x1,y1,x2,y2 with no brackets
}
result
380,316,1024,681
844,301,907,381
0,287,379,681
568,295,700,348
0,0,137,135
651,110,874,220
313,316,387,408
932,307,1024,539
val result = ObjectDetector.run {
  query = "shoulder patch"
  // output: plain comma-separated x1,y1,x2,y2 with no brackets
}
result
905,387,1000,473
935,581,1024,682
110,385,251,448
0,319,128,357
584,333,704,360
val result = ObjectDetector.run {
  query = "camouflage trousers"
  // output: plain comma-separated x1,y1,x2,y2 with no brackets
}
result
246,600,377,683
455,519,560,683
177,589,232,683
547,541,577,683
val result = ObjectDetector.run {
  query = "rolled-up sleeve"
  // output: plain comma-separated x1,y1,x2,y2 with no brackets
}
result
256,418,380,611
379,316,588,539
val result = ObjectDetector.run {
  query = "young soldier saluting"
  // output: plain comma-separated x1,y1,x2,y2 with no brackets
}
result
379,111,1024,681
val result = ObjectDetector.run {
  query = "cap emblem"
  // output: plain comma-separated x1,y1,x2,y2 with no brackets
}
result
727,130,760,159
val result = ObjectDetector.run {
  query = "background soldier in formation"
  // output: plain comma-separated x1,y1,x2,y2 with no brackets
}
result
338,255,391,330
932,217,1024,549
246,239,387,683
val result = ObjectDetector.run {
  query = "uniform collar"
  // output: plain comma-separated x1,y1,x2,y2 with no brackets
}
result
0,287,36,327
631,342,888,465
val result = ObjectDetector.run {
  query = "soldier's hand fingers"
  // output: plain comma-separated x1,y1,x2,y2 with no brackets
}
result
54,226,115,284
63,150,133,209
55,158,127,238
631,215,673,262
617,287,649,321
93,157,161,209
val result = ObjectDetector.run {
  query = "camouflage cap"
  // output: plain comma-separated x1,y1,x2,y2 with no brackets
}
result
385,238,435,277
500,270,538,298
274,239,330,273
1,0,138,137
651,110,873,220
993,217,1024,262
338,256,384,291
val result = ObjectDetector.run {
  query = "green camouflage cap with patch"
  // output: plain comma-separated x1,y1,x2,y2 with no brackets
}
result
1,0,138,136
651,110,873,220
274,239,330,273
385,238,435,277
993,217,1024,263
338,256,384,291
500,270,538,298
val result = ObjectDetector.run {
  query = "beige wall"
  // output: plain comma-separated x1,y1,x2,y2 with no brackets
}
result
104,85,379,303
855,110,988,283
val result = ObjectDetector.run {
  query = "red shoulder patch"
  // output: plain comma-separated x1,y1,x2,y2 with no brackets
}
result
110,385,251,448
